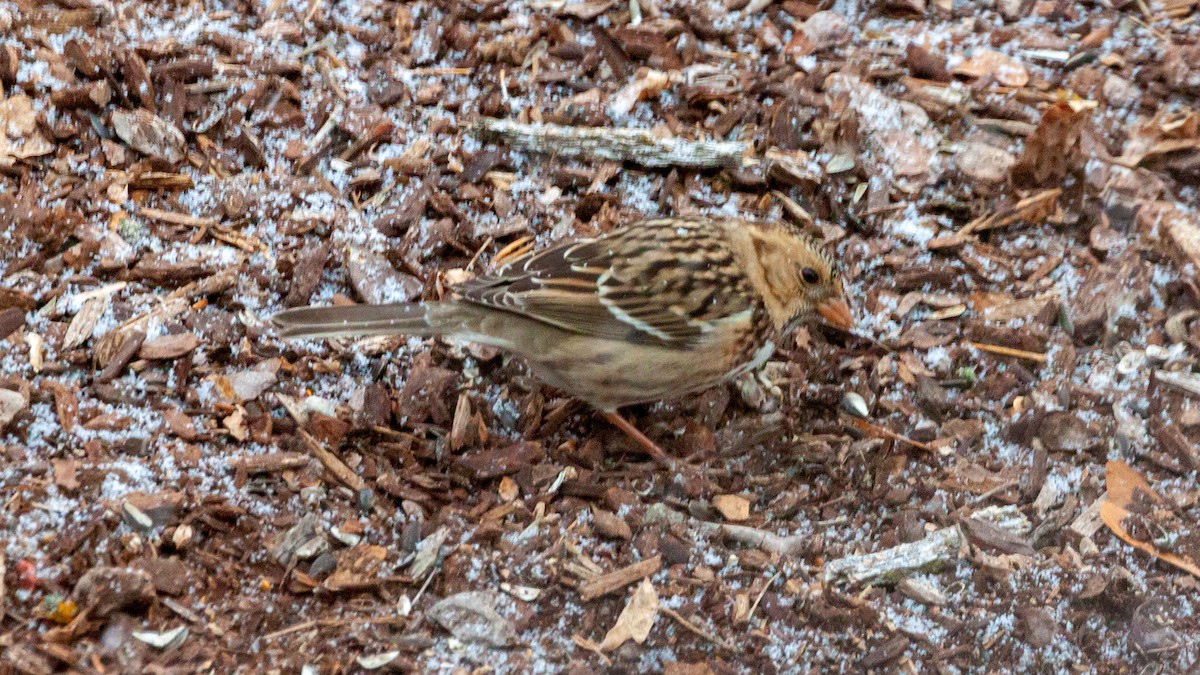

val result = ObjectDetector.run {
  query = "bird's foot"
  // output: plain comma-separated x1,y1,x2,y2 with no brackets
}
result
598,410,677,471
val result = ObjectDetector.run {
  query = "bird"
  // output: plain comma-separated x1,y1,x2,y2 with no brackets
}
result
273,216,854,468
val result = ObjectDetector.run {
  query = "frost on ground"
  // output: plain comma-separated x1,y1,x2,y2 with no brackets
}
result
1,0,1199,672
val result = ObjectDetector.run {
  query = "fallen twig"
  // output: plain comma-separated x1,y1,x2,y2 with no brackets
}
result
230,452,311,474
960,189,1061,235
262,615,407,641
137,206,217,228
661,606,740,652
471,118,749,169
824,505,1030,586
966,341,1048,363
1156,369,1200,398
849,418,935,453
277,394,367,491
712,523,808,557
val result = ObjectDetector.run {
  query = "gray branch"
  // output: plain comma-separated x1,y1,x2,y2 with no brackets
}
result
470,118,749,169
824,505,1031,586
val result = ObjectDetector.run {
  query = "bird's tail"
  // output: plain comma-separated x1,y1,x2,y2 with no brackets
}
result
273,302,450,340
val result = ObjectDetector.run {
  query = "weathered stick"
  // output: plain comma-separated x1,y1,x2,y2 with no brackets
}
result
230,452,311,474
1157,369,1200,398
471,118,749,169
823,505,1030,586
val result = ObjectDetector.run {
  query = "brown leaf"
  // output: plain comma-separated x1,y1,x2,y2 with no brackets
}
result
1100,460,1200,579
592,509,633,541
1010,103,1086,188
952,50,1029,87
111,108,186,163
599,579,659,651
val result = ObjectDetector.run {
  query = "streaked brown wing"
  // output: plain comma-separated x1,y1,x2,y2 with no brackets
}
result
454,219,758,347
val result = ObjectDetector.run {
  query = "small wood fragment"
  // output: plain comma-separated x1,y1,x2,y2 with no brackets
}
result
298,429,367,491
1156,370,1200,398
129,172,195,190
230,452,310,474
966,341,1047,363
137,206,217,228
578,555,662,601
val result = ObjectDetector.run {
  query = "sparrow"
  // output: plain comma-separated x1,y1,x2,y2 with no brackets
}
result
274,217,854,468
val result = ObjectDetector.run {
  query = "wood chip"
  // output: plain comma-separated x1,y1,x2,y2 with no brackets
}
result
578,555,662,602
712,494,751,521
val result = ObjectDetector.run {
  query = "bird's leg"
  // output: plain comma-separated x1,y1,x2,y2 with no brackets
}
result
598,410,676,470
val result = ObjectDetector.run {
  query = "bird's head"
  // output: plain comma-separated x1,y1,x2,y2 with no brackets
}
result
737,222,855,334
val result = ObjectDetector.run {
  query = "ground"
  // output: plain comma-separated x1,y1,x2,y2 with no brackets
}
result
1,0,1200,672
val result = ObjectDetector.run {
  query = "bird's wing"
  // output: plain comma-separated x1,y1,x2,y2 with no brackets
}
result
455,219,758,347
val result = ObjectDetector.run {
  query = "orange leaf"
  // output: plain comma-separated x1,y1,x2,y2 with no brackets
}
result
1101,461,1200,579
1100,502,1200,579
1104,459,1162,509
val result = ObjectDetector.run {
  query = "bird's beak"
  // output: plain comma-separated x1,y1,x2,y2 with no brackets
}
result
816,297,855,331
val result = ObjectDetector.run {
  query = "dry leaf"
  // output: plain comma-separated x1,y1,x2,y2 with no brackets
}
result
952,50,1029,87
427,591,518,647
111,109,186,163
223,407,248,441
599,579,659,651
1010,103,1086,188
608,68,670,117
0,94,53,164
1100,460,1200,579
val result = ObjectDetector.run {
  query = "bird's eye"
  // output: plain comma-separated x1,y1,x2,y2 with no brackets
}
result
801,267,820,284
